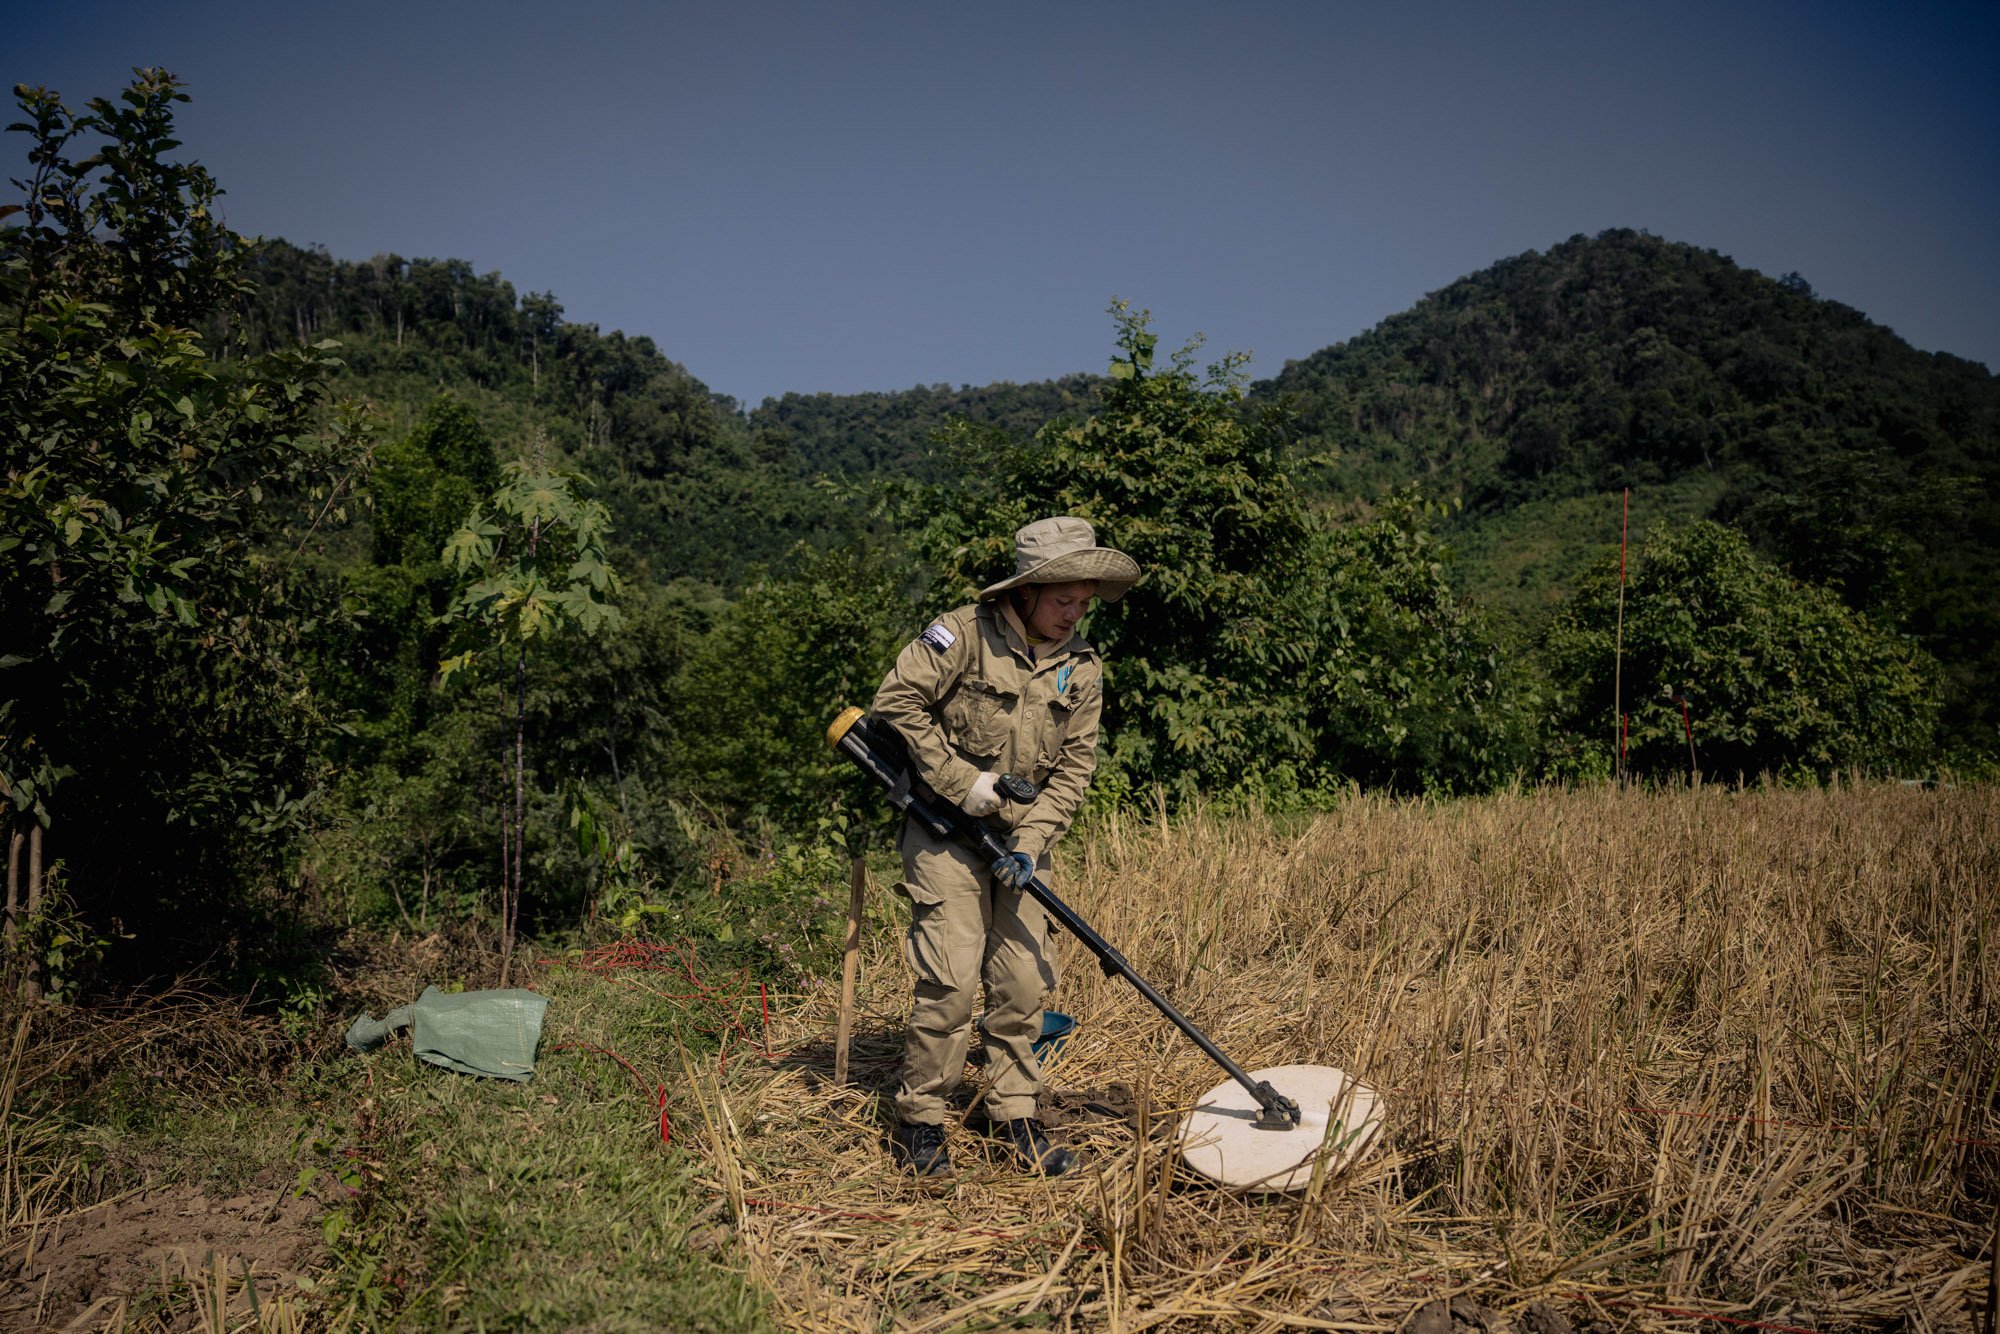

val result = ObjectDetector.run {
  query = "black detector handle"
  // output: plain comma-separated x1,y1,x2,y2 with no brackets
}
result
996,772,1037,804
826,707,1301,1132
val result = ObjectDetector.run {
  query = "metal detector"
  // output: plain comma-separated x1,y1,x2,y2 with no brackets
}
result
827,706,1384,1191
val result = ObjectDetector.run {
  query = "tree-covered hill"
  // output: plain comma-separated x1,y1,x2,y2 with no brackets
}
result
1255,229,2000,752
226,241,1115,579
1264,228,1997,507
225,239,832,585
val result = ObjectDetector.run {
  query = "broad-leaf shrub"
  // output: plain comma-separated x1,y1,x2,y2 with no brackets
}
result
1542,521,1940,781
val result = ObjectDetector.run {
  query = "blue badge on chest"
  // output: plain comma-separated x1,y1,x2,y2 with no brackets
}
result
1056,664,1073,695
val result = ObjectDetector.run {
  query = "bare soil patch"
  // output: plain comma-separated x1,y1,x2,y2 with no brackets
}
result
0,1173,322,1331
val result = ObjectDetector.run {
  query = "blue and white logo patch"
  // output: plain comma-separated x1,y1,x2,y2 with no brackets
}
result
918,622,956,652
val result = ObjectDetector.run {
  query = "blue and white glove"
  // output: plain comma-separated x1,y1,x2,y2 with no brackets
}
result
990,851,1035,889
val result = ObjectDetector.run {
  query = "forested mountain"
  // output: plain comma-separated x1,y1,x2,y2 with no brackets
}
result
1256,229,2000,749
227,242,1112,580
225,241,830,585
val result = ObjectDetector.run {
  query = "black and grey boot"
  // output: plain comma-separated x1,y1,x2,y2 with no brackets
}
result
991,1118,1076,1176
890,1121,952,1176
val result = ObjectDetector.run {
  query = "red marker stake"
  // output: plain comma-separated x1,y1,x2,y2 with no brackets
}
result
1680,698,1698,785
1613,488,1629,783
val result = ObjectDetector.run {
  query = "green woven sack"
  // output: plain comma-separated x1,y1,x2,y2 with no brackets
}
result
345,985,549,1082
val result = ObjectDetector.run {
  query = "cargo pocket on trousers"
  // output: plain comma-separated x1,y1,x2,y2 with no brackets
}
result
896,879,949,989
1023,887,1059,996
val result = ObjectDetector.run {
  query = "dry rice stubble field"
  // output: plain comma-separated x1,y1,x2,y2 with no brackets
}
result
703,784,2000,1332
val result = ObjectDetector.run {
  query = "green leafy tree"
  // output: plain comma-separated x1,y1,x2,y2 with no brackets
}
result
1542,521,1941,781
674,542,905,835
1297,494,1538,793
317,395,507,776
922,302,1314,797
440,447,622,977
0,71,368,962
371,395,503,567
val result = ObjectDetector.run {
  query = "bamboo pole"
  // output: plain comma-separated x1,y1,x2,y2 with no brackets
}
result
5,822,20,969
23,825,42,1005
1614,487,1628,784
1678,695,1699,786
834,856,866,1086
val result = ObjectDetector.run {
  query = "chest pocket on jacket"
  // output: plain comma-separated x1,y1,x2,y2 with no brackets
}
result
943,678,1015,758
1038,695,1076,769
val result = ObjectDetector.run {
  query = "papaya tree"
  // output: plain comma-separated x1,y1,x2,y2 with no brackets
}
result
440,445,621,978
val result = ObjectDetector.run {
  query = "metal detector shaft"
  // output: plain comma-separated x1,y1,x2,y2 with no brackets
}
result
828,708,1301,1131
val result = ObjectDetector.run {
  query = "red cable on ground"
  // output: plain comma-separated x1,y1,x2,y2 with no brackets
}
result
539,938,806,1153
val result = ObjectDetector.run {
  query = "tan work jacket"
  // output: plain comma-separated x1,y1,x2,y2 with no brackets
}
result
873,601,1102,860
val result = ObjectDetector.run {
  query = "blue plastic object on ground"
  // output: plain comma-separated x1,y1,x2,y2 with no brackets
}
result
1033,1010,1075,1064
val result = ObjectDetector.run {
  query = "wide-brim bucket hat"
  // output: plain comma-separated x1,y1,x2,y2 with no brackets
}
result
977,516,1140,603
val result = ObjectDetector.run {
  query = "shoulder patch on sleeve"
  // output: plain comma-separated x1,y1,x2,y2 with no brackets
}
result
918,622,957,652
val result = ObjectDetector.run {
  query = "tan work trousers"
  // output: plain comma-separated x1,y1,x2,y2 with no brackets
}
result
892,817,1056,1125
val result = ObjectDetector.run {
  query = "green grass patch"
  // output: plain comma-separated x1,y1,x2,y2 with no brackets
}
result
317,954,776,1329
24,945,778,1331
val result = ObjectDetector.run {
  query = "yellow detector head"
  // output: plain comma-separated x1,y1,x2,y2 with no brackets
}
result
826,705,866,750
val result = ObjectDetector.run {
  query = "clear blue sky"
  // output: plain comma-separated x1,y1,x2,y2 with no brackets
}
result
14,1,1999,408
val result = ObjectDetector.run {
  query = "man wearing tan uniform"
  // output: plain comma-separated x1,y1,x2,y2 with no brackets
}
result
873,516,1139,1176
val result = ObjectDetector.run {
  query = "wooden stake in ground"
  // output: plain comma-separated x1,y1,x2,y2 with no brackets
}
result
5,820,21,978
1676,693,1700,785
834,855,866,1086
1615,487,1628,783
23,824,42,1004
